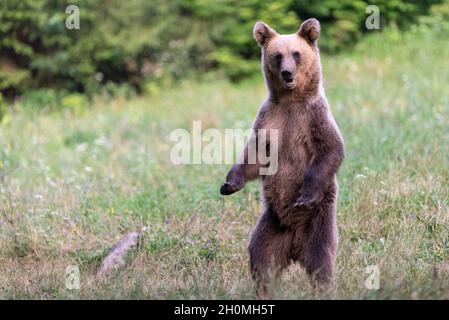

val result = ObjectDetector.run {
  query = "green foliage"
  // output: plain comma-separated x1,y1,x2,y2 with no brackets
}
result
0,93,7,123
61,93,88,115
98,82,137,101
0,0,443,99
296,0,442,51
20,88,61,113
414,0,449,33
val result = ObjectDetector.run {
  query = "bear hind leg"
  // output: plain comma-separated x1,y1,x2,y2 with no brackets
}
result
300,207,338,289
248,207,293,298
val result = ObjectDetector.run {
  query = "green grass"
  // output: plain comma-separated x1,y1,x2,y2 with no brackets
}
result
0,29,448,299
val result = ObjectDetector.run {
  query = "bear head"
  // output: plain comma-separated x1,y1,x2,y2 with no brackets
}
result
253,19,322,96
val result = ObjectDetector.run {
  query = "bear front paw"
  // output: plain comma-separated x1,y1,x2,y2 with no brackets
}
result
220,181,244,196
293,190,323,209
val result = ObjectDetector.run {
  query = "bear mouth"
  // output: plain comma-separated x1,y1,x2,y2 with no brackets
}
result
283,81,296,90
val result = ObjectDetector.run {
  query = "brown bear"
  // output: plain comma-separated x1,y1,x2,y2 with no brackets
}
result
220,18,345,297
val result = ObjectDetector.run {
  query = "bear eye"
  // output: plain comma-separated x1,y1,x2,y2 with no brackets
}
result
274,53,283,64
293,51,301,61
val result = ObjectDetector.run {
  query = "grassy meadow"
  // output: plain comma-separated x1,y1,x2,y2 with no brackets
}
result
0,30,448,299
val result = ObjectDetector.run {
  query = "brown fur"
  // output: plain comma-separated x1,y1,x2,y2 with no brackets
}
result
220,19,344,297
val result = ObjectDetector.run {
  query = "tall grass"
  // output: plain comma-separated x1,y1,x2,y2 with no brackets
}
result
0,29,448,299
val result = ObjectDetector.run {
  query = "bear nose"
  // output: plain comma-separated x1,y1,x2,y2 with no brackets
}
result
281,70,293,82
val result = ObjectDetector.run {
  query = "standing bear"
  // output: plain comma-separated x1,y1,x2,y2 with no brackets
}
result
220,19,345,296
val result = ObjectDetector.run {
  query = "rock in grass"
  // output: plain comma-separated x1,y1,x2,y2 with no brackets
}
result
97,232,141,278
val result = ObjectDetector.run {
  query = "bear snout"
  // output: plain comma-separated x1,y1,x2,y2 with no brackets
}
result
281,70,293,82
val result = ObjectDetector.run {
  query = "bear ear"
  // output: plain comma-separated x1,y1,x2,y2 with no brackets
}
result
298,18,320,44
253,21,277,47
